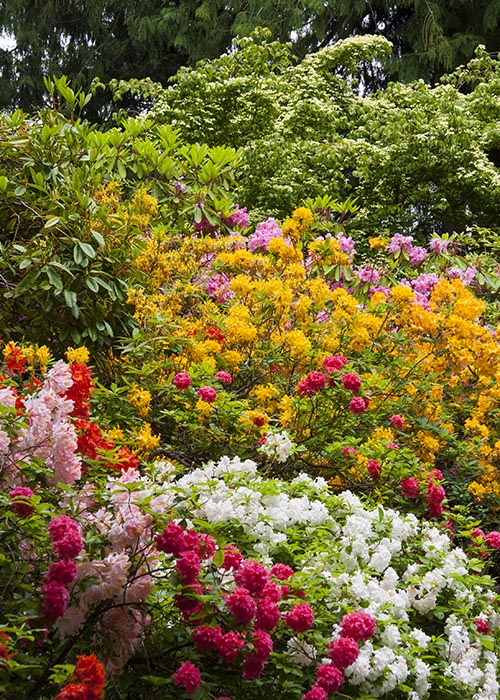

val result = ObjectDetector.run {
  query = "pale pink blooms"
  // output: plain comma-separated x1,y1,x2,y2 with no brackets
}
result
0,428,11,453
49,419,82,483
100,607,145,676
0,387,16,408
55,605,87,638
45,360,73,394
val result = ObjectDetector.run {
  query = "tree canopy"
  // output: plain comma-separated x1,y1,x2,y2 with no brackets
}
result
2,1,500,116
151,32,500,241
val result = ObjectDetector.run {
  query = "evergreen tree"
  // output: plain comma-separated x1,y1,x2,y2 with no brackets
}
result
2,0,500,116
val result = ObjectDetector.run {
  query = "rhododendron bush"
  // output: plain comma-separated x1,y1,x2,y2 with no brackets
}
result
2,363,500,699
97,204,500,526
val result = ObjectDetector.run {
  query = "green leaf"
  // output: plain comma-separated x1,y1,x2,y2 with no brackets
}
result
43,217,61,229
0,176,8,191
213,548,225,567
79,242,96,259
91,229,105,247
45,267,64,291
15,268,41,296
85,277,99,293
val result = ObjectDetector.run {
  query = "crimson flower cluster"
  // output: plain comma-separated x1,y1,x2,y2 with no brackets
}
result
302,611,376,700
42,515,83,621
296,357,370,415
156,522,317,692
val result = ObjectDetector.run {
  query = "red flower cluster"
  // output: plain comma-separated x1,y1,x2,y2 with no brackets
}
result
322,355,349,373
65,363,93,418
401,477,419,499
4,342,26,376
342,372,361,393
284,603,315,633
348,396,368,414
197,385,217,403
367,460,382,480
172,372,192,390
0,631,11,666
426,471,446,518
327,636,360,669
56,654,105,700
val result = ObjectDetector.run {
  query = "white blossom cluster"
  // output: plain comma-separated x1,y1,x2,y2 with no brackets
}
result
258,429,295,462
128,456,500,699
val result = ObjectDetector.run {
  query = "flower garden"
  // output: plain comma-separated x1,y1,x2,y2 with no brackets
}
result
2,50,500,700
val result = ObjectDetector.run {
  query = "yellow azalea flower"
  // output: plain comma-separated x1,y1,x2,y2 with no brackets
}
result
281,329,312,359
106,427,124,442
128,387,152,417
292,206,313,228
223,350,244,369
328,476,344,491
369,236,388,250
349,326,371,352
306,278,334,307
133,422,161,454
66,346,90,365
250,384,279,406
239,410,269,429
282,219,301,244
196,399,214,418
368,291,387,307
322,333,340,352
391,285,415,302
279,395,295,428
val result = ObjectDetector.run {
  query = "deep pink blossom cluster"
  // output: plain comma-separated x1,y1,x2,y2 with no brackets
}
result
43,515,84,620
9,485,35,517
297,371,327,396
302,611,376,700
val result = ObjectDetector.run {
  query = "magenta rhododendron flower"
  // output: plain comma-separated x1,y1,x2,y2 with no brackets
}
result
234,561,268,595
484,531,500,549
192,624,223,651
284,603,314,632
302,685,328,700
173,661,202,693
42,581,70,621
401,477,420,498
9,486,35,517
47,515,84,559
342,372,361,392
316,664,344,693
348,396,368,414
339,611,376,641
225,588,256,624
390,414,404,429
155,521,186,556
47,559,78,586
327,636,360,669
215,371,232,384
367,460,382,480
217,631,246,663
172,372,192,389
197,385,217,403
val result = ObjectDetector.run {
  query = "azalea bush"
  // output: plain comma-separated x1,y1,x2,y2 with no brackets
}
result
3,372,500,700
93,204,500,527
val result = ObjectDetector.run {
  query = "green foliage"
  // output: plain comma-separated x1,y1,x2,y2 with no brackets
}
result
151,36,500,239
3,0,500,116
0,77,239,362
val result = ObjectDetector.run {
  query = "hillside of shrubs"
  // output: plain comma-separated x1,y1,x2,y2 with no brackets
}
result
2,34,500,700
